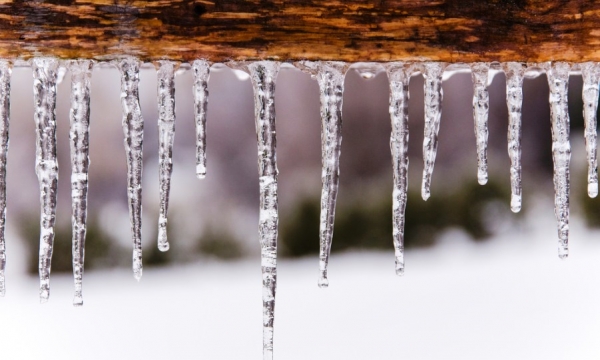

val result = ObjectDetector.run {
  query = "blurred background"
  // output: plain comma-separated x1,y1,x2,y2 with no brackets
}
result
1,64,600,359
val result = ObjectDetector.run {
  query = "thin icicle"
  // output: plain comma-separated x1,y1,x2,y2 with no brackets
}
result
69,60,93,306
581,62,600,198
0,61,10,297
32,58,60,302
192,60,210,179
246,61,280,360
470,63,490,185
156,61,177,252
385,62,411,276
503,62,525,213
547,62,571,259
115,58,144,280
421,62,445,200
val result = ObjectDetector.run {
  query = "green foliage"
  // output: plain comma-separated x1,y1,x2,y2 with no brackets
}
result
196,228,244,260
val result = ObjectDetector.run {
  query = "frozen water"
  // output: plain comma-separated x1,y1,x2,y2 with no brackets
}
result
192,60,210,179
547,62,571,259
68,60,93,306
156,61,177,252
580,62,600,198
421,62,445,200
115,58,144,280
470,63,490,185
502,62,525,213
0,60,9,297
31,57,60,302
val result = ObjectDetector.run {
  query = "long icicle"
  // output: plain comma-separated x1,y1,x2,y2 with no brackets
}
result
0,61,10,297
503,62,526,213
69,60,93,306
247,61,280,360
581,62,600,198
385,62,410,276
192,60,210,179
115,58,144,280
421,62,445,200
156,61,177,252
32,57,60,302
547,62,571,259
470,63,490,185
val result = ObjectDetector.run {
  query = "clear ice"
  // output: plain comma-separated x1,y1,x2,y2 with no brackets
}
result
547,62,571,259
246,61,280,360
581,62,600,198
0,61,10,297
503,62,525,213
192,60,210,179
156,61,177,252
69,60,93,306
115,58,144,280
421,62,445,200
385,62,411,276
32,57,60,302
470,63,490,185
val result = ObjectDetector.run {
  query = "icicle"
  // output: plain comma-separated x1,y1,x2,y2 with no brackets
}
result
115,58,144,280
547,62,571,259
421,62,445,201
156,61,177,252
384,63,411,276
246,61,280,360
0,61,10,297
581,62,600,198
502,62,526,213
32,58,60,302
470,63,490,185
192,60,210,179
68,60,93,306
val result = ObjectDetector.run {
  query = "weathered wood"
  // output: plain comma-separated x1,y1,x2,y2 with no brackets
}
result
0,0,598,62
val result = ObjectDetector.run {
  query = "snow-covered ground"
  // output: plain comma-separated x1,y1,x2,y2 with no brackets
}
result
1,200,600,360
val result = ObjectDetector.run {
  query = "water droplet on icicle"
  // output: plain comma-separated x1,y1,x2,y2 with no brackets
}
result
115,58,144,280
547,62,571,259
68,60,93,306
246,61,280,360
580,62,600,198
421,62,445,201
502,62,526,213
32,57,60,302
192,60,210,179
470,63,490,185
0,60,10,298
156,60,178,252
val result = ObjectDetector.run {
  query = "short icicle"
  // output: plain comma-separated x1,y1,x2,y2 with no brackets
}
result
192,60,210,179
470,63,490,185
246,61,280,360
547,62,571,259
32,58,60,302
421,62,445,200
115,58,144,280
385,62,411,276
0,61,10,297
581,62,600,198
503,62,526,213
156,61,177,252
69,60,93,306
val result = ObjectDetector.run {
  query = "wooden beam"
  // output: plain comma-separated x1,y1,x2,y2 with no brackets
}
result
0,0,598,62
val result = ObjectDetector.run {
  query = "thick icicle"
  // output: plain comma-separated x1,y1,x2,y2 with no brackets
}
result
503,62,525,213
421,63,445,200
156,61,177,252
32,58,60,302
192,60,210,179
547,62,571,259
246,61,280,360
385,63,411,276
581,62,600,198
69,60,93,306
470,63,490,185
0,61,10,297
115,58,144,280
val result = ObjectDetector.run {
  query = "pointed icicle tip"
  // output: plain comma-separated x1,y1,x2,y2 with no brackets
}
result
318,275,329,288
73,295,84,307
